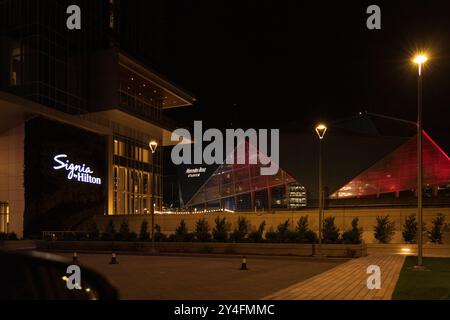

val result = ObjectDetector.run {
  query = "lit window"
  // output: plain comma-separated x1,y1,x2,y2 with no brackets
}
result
109,12,115,29
10,46,22,86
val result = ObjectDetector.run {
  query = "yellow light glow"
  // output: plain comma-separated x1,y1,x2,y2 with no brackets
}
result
149,140,158,154
401,248,411,254
315,124,328,140
413,54,428,65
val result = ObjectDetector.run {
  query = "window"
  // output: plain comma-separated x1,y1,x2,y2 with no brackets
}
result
0,202,9,233
10,45,22,86
112,136,161,215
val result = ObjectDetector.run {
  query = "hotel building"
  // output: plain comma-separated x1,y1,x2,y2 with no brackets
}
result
0,0,195,237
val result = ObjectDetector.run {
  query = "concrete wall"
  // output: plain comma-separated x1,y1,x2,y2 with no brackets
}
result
0,124,24,237
95,207,450,244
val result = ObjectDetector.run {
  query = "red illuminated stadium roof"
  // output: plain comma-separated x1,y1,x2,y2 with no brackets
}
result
331,131,450,199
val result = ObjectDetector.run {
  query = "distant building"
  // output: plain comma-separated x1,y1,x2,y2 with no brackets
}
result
179,115,450,210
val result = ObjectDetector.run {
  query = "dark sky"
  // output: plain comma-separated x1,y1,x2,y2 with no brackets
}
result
128,0,450,152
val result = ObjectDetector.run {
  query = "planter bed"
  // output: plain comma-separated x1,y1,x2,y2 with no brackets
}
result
36,241,366,258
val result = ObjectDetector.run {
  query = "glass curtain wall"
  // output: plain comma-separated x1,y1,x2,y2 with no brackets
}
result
113,136,162,215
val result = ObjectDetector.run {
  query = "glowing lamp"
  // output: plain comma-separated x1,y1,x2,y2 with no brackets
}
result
149,140,158,154
315,124,328,140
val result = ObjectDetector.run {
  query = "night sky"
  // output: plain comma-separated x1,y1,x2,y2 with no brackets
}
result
133,0,450,152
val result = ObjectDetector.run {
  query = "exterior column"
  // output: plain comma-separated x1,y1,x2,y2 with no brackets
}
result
107,135,115,215
251,191,255,211
267,187,272,210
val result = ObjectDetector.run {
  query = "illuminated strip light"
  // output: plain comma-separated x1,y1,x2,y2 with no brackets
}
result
156,209,235,215
423,130,450,161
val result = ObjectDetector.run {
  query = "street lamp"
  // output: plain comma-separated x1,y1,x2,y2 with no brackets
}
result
149,140,158,254
315,124,327,256
412,53,428,269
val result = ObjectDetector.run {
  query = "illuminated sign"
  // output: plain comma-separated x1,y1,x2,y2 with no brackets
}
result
186,167,207,178
53,154,102,185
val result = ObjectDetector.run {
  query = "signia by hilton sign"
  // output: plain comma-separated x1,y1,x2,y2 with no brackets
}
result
53,154,102,185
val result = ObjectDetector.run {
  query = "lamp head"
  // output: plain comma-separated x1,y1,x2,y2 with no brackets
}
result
413,54,428,65
149,140,158,154
315,124,327,140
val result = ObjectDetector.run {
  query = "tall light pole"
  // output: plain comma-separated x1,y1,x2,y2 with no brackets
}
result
413,53,428,269
315,124,327,256
149,140,158,254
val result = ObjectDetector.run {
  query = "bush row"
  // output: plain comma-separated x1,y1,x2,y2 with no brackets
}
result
0,233,18,241
45,213,447,244
54,215,362,244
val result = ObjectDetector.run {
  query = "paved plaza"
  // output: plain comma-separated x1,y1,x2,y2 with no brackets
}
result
56,253,344,300
264,254,405,300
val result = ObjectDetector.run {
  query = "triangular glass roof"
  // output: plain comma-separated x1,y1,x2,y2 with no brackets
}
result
186,141,304,206
331,131,450,199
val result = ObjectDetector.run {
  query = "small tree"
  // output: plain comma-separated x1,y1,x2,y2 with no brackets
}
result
295,216,317,244
276,219,292,243
139,220,150,241
173,220,190,242
85,220,100,240
212,216,229,242
342,218,363,244
322,216,340,244
374,215,395,244
117,219,137,241
230,216,250,242
194,218,212,242
101,220,116,241
153,224,167,242
248,221,266,243
428,214,445,244
402,215,417,243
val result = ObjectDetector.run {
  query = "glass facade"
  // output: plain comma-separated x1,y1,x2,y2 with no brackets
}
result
0,0,107,114
0,202,9,233
113,136,162,215
331,131,450,199
187,143,307,210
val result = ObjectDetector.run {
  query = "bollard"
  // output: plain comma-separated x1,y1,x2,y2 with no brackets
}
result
109,252,119,265
72,252,79,264
240,256,248,270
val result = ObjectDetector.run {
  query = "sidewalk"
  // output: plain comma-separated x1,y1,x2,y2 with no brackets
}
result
264,254,405,300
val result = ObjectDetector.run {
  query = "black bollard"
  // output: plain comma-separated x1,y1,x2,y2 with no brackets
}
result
72,252,79,264
240,256,248,270
109,252,119,265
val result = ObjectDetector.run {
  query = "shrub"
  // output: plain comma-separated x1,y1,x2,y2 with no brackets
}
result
248,221,266,243
153,224,167,242
264,220,295,243
9,232,18,240
295,216,317,244
402,215,417,243
374,215,395,244
115,219,131,241
230,216,250,242
194,218,212,242
322,216,341,244
212,217,229,242
277,219,293,243
172,220,193,242
428,214,445,244
0,233,18,241
264,228,278,243
139,220,150,241
101,220,116,241
85,221,100,240
342,218,362,244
